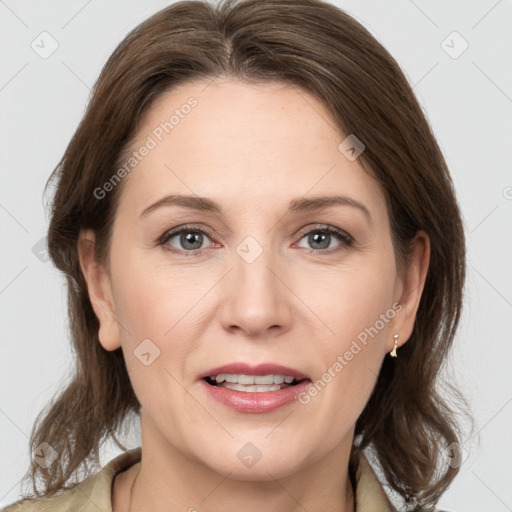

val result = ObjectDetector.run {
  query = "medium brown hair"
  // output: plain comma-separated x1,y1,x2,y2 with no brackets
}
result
18,0,468,509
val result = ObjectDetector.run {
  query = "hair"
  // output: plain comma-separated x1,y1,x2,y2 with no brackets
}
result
17,0,468,510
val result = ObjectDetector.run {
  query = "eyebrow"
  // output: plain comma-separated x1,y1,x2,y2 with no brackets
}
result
140,194,372,222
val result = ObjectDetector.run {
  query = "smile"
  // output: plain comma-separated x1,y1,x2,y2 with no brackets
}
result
198,362,311,412
205,373,303,392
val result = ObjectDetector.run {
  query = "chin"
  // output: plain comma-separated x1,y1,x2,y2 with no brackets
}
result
192,436,312,481
210,455,306,482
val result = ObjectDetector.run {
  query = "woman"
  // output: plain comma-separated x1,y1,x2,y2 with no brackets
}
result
2,0,467,510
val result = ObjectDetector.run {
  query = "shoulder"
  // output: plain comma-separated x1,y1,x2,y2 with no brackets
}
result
355,454,457,512
1,447,142,512
356,453,396,512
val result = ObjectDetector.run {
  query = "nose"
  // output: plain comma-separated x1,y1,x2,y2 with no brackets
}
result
219,245,294,338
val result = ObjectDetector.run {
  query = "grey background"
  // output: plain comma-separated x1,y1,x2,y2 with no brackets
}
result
1,0,511,510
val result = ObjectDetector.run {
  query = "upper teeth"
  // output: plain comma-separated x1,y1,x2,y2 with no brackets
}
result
211,374,295,385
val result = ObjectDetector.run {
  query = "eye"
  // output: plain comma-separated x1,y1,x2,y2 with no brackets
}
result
158,223,354,257
158,224,216,256
295,225,353,254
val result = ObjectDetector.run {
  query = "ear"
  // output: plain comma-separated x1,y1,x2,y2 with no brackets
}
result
390,230,430,352
78,229,121,351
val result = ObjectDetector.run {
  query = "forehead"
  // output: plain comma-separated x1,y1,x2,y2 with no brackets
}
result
117,78,386,220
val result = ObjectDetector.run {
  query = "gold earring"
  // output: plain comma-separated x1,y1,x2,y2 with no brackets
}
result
390,334,399,357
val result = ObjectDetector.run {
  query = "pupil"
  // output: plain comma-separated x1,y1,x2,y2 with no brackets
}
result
310,232,329,250
182,232,202,250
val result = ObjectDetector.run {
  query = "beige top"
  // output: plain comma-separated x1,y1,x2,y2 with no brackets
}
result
1,447,395,511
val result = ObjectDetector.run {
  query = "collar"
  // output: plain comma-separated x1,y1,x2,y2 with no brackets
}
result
5,447,395,511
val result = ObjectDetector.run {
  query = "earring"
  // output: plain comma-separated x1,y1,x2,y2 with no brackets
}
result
390,334,399,358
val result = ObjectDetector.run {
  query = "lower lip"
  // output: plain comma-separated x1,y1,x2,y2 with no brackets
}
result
200,378,311,413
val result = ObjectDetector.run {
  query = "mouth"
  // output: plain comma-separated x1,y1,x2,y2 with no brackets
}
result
203,373,308,393
199,362,309,392
199,365,312,413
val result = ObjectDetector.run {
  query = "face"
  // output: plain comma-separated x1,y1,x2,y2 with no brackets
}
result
81,78,425,480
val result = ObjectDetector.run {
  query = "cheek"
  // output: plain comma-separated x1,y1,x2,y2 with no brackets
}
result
110,260,199,427
115,271,174,340
306,252,397,342
301,254,396,419
111,244,197,336
109,250,206,389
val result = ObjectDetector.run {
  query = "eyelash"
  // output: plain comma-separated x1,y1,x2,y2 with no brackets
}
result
157,223,354,257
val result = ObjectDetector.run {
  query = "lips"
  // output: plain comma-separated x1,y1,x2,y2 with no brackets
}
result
198,362,311,413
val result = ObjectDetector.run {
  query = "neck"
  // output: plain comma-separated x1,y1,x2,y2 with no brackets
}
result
122,418,356,512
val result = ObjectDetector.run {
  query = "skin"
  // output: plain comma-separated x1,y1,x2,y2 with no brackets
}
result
79,78,430,512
